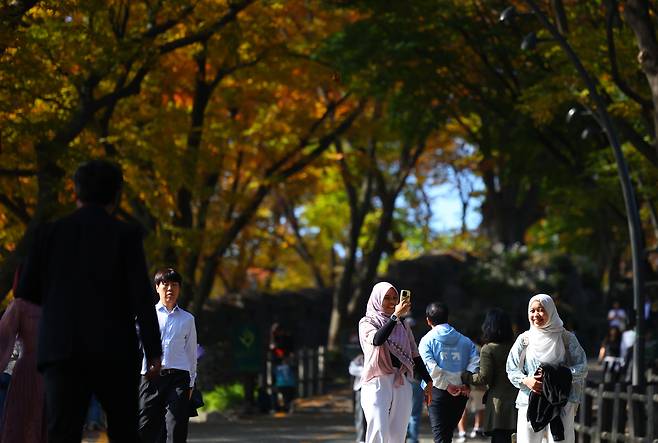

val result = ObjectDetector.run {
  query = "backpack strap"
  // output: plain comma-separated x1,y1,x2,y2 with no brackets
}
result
562,330,571,366
518,331,530,374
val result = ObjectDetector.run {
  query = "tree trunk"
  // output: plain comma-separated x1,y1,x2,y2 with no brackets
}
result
327,234,359,351
348,194,397,318
623,0,658,156
0,118,86,300
479,166,542,247
328,141,424,350
326,139,374,351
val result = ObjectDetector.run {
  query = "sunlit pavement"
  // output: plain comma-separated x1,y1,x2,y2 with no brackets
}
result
81,362,601,442
186,389,487,443
81,430,108,443
82,388,488,442
188,413,487,442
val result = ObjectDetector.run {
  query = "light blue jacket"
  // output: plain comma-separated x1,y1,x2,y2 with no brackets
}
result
506,330,587,407
418,324,479,390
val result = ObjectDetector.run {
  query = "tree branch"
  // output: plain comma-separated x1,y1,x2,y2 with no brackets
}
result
605,0,653,109
0,0,39,54
0,168,36,177
158,0,255,54
142,3,196,38
278,193,326,288
0,194,31,224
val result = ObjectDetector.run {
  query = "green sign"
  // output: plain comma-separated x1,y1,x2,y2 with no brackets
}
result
233,324,261,373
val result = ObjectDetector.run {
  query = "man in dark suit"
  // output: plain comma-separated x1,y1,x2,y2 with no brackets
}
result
15,159,163,443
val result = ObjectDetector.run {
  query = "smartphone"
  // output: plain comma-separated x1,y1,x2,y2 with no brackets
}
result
400,289,411,304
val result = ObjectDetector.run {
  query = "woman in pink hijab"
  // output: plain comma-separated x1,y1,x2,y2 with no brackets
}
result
358,282,433,443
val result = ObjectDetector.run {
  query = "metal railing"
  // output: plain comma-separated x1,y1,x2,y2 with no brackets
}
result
264,346,326,399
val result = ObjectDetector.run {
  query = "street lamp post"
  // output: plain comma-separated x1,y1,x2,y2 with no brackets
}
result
514,0,646,388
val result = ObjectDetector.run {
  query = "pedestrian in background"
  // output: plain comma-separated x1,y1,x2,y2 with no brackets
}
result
598,326,622,383
348,353,366,443
404,316,424,443
455,387,485,442
274,355,296,413
607,301,627,331
84,395,104,433
462,308,517,443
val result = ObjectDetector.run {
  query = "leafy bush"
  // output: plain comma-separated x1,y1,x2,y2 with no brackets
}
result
201,383,245,412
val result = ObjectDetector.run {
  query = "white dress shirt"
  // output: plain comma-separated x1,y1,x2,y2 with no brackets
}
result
141,302,197,387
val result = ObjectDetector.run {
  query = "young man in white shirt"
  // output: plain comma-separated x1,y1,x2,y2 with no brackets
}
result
138,268,197,443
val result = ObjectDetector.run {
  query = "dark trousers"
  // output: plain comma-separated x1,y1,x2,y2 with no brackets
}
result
43,357,140,443
276,386,295,412
138,369,190,443
428,387,468,443
490,429,514,443
0,372,11,433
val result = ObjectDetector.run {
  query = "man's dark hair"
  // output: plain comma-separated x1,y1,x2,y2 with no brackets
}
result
73,159,123,206
481,308,514,344
426,302,449,325
154,268,182,287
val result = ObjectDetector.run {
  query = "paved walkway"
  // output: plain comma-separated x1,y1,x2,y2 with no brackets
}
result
186,388,487,443
78,359,604,442
82,388,488,442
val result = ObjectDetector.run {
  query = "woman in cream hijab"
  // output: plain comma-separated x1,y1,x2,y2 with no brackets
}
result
506,294,587,443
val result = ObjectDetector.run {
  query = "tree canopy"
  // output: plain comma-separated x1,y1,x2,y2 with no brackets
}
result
1,0,657,347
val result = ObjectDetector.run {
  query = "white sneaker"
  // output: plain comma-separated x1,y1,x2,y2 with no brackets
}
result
455,432,467,442
469,428,483,438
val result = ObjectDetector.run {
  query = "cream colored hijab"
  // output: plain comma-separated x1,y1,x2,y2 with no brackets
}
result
527,293,566,364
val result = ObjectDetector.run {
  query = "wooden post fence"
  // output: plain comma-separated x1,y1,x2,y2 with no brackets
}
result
574,381,658,442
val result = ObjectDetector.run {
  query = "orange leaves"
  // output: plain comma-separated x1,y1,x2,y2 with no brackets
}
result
172,92,193,109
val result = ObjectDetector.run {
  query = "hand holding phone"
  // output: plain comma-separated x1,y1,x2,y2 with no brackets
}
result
400,289,411,305
393,289,411,317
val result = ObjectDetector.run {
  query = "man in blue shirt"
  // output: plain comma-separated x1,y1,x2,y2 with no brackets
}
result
419,302,479,443
139,268,197,443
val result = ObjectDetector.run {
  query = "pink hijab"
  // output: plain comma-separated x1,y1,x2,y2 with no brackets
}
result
359,282,414,377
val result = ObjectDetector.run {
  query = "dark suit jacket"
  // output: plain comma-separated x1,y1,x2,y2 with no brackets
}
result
15,205,162,369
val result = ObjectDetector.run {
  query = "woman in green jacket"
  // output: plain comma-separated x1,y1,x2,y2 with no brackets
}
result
463,309,517,443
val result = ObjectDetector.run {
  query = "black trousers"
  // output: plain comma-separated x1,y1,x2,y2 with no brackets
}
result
490,429,514,443
138,369,190,443
42,356,140,443
428,387,468,443
276,386,295,412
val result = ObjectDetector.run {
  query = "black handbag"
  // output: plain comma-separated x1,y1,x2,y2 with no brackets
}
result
188,388,204,417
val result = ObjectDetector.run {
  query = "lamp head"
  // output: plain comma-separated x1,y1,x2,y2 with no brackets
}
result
566,107,579,124
581,127,595,140
500,6,517,24
521,32,538,51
